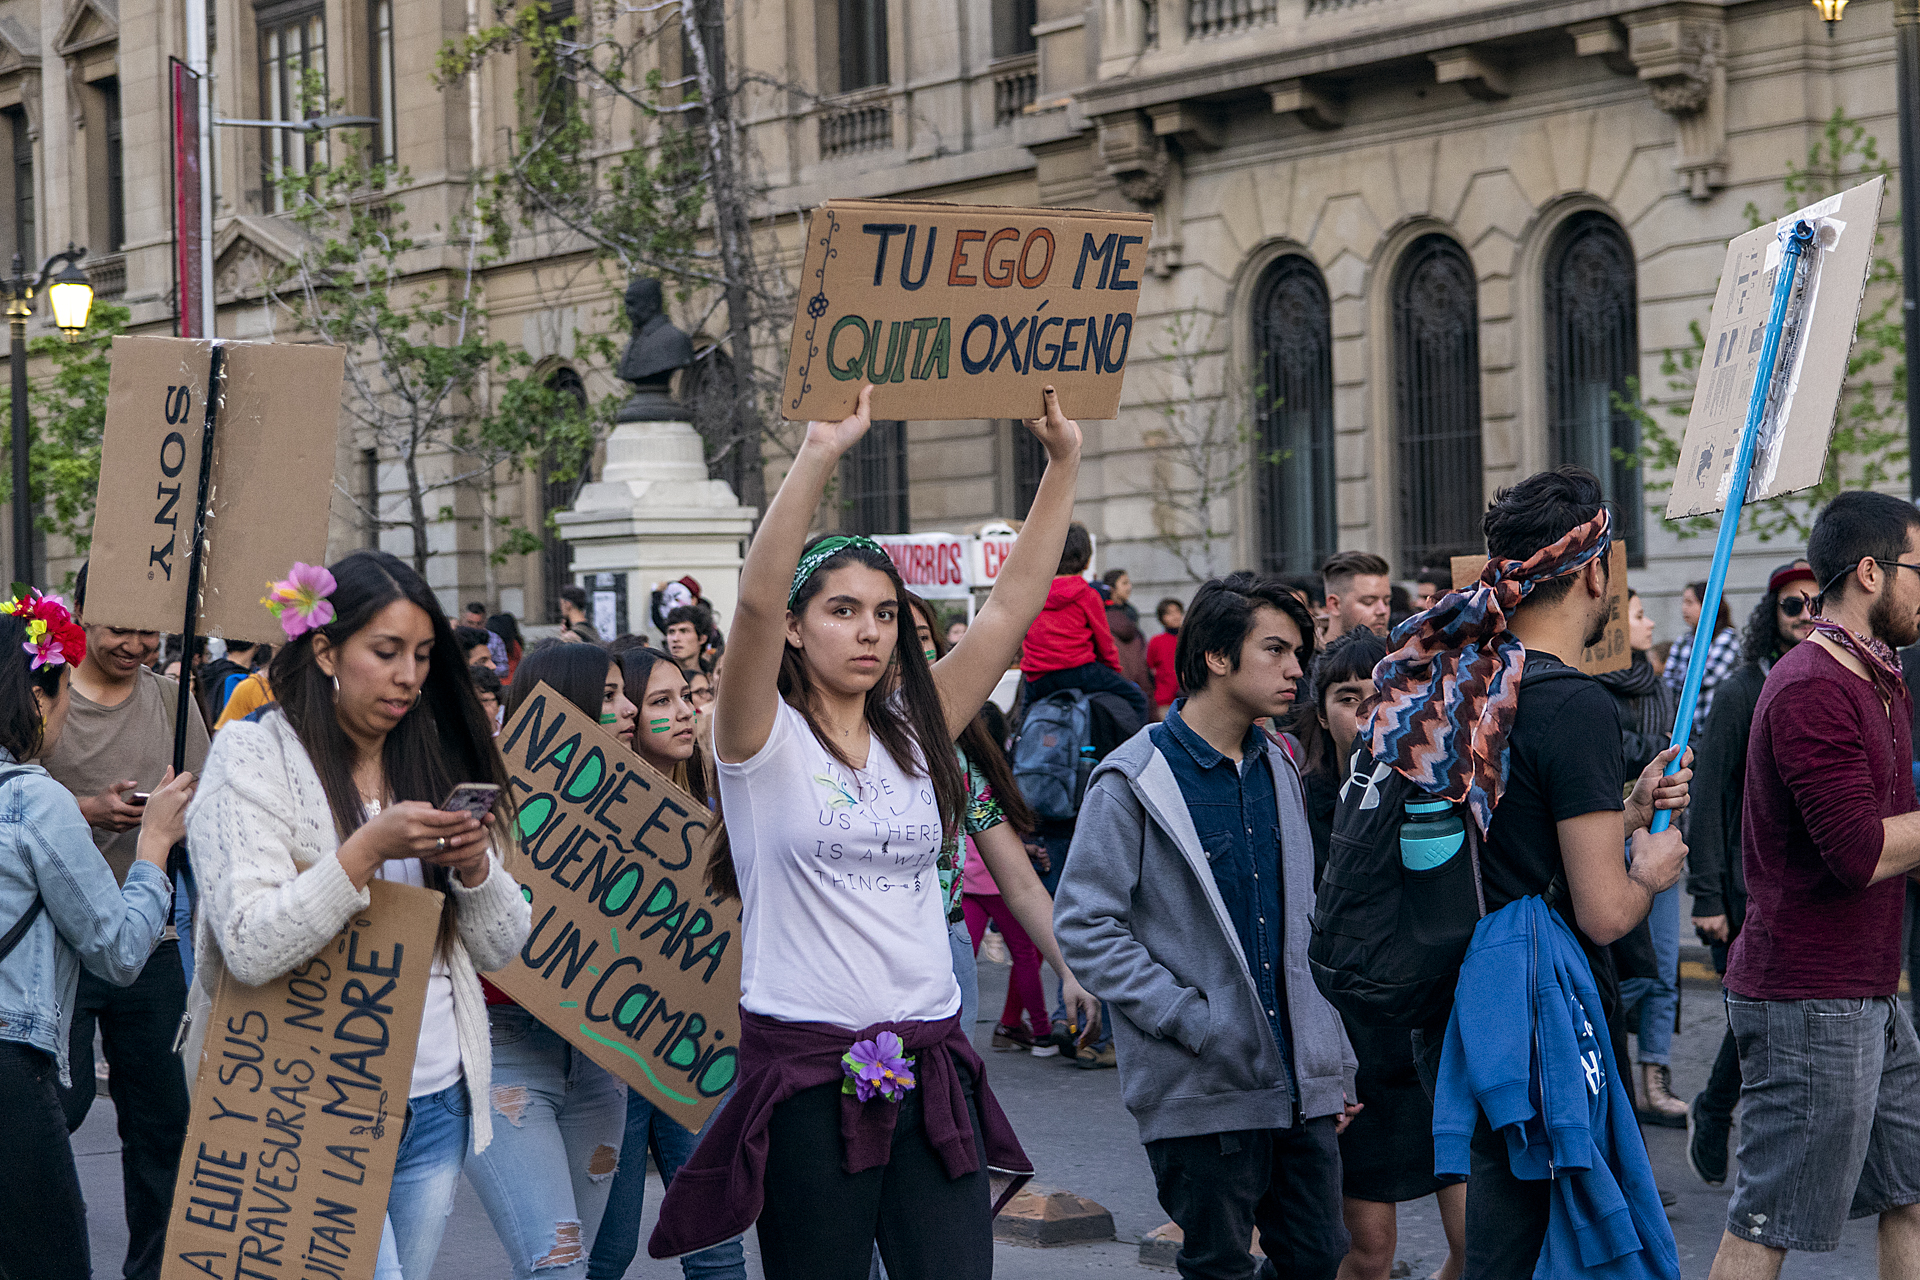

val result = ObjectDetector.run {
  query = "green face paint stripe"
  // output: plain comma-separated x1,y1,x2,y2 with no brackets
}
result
599,713,617,724
649,718,671,733
577,1025,699,1105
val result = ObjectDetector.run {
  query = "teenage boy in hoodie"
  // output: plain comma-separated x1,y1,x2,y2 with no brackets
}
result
1020,523,1150,721
1054,572,1358,1280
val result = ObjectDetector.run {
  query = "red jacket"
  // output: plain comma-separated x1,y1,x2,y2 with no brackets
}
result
1146,630,1179,706
1021,576,1122,676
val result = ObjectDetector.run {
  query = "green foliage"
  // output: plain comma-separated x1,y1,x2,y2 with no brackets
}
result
266,77,609,572
1622,107,1906,543
0,299,131,563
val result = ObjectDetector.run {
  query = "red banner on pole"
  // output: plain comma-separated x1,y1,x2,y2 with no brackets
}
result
169,59,202,339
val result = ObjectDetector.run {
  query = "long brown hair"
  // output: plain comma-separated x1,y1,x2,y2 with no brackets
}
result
705,538,966,900
614,645,710,807
906,592,1037,834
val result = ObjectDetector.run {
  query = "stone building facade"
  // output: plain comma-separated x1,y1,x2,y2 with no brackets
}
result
0,0,1901,635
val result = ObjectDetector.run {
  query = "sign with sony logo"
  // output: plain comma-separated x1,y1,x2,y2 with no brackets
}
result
87,337,343,639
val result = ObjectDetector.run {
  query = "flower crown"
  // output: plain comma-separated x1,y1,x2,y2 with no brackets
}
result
0,586,86,669
261,562,337,640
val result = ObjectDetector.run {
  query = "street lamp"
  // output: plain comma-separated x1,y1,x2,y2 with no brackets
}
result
1811,0,1849,34
7,243,92,585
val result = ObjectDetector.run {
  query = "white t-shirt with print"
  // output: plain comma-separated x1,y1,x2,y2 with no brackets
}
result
718,699,959,1028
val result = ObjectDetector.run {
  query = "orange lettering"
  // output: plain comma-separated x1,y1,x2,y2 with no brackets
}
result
982,228,1020,288
948,231,985,286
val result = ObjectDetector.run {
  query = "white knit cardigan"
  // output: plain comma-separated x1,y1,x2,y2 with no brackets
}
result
182,709,532,1153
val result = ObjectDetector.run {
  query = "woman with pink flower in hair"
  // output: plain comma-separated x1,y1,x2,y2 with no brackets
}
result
185,550,531,1280
0,590,197,1280
647,385,1084,1280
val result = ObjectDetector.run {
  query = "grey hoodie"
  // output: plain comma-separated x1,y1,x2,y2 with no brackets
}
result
1053,726,1355,1145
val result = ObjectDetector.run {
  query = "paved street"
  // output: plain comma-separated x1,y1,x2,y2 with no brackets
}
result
80,953,1889,1278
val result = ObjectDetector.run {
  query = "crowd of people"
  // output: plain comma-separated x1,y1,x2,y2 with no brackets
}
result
3,382,1920,1280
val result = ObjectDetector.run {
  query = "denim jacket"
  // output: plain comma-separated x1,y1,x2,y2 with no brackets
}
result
0,749,168,1083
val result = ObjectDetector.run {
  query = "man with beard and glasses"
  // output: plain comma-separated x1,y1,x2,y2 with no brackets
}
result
1707,492,1920,1280
1683,559,1815,1187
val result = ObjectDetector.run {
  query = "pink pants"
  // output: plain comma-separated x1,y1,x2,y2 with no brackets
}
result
963,893,1048,1037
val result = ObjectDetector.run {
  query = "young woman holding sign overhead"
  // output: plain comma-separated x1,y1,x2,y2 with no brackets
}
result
185,550,530,1280
647,384,1087,1280
466,641,636,1280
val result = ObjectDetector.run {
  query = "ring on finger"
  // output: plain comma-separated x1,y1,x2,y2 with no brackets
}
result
436,836,448,852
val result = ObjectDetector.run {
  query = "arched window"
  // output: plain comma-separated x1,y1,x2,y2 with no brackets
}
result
1545,212,1643,561
1250,255,1335,576
539,367,591,623
1393,233,1482,574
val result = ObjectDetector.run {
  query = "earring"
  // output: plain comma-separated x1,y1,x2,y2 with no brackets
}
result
331,675,340,696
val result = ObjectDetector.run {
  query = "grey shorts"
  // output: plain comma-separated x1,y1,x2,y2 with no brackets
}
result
1724,993,1920,1251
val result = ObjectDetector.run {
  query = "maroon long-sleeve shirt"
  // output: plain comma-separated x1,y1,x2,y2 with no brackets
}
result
1725,639,1917,1001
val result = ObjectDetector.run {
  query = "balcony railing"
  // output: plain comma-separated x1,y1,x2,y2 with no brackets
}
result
1306,0,1379,12
993,58,1038,126
86,253,126,299
819,101,892,158
1187,0,1276,39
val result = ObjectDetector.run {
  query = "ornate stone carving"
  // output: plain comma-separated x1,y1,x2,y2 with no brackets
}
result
1624,5,1728,201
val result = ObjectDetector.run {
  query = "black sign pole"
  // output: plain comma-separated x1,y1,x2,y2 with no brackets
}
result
171,342,223,775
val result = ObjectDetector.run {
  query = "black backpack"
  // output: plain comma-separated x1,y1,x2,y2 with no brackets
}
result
1308,659,1578,1030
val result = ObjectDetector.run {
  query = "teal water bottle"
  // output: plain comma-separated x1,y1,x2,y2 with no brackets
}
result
1400,798,1464,871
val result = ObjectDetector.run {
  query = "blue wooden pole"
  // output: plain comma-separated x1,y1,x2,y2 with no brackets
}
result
1650,218,1816,835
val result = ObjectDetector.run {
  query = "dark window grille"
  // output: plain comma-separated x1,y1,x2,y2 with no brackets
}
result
992,0,1036,58
540,368,591,622
361,447,379,547
1010,422,1045,518
842,419,909,533
1392,233,1482,574
1545,212,1644,564
102,80,124,252
8,109,32,262
838,0,889,91
258,4,326,212
1250,255,1336,576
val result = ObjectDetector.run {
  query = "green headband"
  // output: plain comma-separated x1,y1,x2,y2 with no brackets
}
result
790,535,888,610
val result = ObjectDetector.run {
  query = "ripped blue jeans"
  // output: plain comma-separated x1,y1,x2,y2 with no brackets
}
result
466,1006,629,1279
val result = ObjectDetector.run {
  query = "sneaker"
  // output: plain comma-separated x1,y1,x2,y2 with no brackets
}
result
1074,1043,1117,1070
1687,1093,1730,1187
990,1023,1034,1052
1029,1041,1059,1059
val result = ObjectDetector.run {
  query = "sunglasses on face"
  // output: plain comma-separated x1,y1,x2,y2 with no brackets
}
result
1779,595,1813,617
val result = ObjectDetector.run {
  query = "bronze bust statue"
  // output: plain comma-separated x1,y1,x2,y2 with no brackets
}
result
614,277,695,421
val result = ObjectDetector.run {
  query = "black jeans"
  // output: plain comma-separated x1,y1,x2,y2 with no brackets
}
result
0,1041,91,1280
757,1077,993,1280
1144,1117,1348,1280
1466,1113,1549,1280
1026,663,1150,722
57,940,189,1280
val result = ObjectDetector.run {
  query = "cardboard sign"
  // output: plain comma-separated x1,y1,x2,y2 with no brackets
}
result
87,337,345,640
162,879,442,1280
1666,176,1885,517
1451,542,1630,675
782,199,1152,423
494,683,740,1131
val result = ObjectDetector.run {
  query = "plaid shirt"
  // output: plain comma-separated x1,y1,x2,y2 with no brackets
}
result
1663,627,1742,736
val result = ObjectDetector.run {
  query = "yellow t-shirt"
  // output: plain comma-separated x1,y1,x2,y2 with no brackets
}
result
213,672,273,730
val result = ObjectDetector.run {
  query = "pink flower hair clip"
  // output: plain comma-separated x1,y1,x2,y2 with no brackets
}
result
261,562,337,640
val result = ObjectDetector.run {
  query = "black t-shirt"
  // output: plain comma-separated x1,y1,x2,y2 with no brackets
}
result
1481,652,1626,985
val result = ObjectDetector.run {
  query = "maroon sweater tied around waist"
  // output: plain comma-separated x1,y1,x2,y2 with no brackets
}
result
648,1008,1033,1259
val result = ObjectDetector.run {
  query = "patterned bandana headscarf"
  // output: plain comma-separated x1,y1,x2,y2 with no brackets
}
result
790,535,889,610
1809,617,1907,707
1364,508,1613,834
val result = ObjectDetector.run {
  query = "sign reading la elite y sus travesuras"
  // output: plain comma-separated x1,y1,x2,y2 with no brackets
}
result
782,199,1153,423
494,684,741,1132
161,879,442,1280
87,336,343,641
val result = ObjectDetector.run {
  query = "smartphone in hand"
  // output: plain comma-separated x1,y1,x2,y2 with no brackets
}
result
440,783,502,822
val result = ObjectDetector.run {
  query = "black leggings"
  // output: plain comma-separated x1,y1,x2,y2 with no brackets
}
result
0,1041,90,1280
757,1078,993,1280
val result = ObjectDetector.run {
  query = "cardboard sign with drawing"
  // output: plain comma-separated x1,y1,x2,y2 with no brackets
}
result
85,336,343,640
782,199,1153,423
493,683,741,1131
160,880,442,1280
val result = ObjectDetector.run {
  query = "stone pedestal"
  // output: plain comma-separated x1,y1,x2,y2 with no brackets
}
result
554,419,757,636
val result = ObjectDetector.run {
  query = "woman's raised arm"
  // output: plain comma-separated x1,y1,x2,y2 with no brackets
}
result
932,386,1082,740
713,385,875,765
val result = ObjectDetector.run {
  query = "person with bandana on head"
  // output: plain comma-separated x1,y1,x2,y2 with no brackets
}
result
1708,492,1920,1280
1364,466,1691,1279
647,385,1083,1280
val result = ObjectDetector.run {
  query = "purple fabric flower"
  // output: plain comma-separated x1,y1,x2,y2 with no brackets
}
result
840,1030,917,1102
